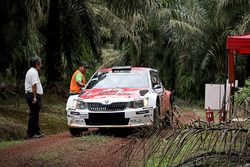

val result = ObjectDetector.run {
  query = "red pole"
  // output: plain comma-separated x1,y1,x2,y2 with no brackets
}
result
228,50,235,84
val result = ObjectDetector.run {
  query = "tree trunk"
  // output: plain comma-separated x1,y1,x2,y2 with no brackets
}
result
0,1,7,74
247,57,250,79
46,0,62,85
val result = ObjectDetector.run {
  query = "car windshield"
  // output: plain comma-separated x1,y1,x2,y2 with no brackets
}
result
86,70,149,89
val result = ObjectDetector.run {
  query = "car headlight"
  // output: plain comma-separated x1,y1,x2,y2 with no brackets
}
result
143,98,149,107
73,100,87,110
130,98,149,108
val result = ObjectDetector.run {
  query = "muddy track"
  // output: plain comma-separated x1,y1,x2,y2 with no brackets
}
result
0,110,194,167
0,130,135,167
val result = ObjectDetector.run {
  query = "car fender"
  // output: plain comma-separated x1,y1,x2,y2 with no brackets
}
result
66,95,79,110
147,92,158,109
164,90,172,111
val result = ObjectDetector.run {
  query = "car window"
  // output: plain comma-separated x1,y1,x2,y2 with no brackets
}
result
150,71,162,88
86,70,149,89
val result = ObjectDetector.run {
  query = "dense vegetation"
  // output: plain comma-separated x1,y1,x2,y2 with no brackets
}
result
0,0,250,100
0,95,68,140
235,79,250,106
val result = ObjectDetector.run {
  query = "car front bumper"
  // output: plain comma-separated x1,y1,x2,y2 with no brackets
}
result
67,107,154,128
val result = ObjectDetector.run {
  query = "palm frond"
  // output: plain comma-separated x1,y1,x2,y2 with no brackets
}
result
24,0,49,28
223,13,250,35
98,47,123,68
63,0,101,60
217,0,250,13
93,5,143,54
78,1,101,59
169,19,205,37
124,126,250,166
102,0,156,18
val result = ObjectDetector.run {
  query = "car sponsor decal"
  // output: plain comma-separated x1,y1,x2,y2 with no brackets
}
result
80,88,148,99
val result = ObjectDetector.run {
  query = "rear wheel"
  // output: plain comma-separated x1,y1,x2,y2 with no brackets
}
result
69,128,88,137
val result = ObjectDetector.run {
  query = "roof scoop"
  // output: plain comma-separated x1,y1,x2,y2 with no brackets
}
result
112,66,131,73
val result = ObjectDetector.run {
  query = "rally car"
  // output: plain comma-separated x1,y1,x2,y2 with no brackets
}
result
66,66,172,136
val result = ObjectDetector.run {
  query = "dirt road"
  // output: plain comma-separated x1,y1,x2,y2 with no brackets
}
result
0,108,197,167
0,130,136,167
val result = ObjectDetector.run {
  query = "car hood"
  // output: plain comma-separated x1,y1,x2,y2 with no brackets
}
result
79,88,149,99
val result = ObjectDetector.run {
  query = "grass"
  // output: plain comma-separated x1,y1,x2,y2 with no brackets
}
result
142,128,250,167
63,134,110,152
0,140,25,149
145,133,196,167
34,150,64,166
0,95,68,141
80,134,109,143
0,115,27,140
131,103,249,166
180,106,220,123
36,151,60,161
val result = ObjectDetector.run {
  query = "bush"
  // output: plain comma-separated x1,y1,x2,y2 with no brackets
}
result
235,79,250,106
0,116,27,141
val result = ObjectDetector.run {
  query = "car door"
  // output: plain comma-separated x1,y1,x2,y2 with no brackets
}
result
150,71,166,116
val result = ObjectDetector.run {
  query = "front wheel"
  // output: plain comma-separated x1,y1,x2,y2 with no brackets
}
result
163,110,173,128
154,104,161,129
69,128,88,137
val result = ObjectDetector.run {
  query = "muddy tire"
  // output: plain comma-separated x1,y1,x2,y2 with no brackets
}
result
170,93,173,108
154,104,161,129
163,110,173,128
69,128,88,137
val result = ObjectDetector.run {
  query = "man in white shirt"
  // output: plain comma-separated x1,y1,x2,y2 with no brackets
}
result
25,56,44,138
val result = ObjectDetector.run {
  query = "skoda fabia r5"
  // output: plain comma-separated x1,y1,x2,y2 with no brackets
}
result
66,66,172,136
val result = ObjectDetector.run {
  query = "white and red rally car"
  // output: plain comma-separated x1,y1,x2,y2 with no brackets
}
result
66,66,172,136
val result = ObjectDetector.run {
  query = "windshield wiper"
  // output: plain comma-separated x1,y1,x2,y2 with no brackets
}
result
86,72,108,89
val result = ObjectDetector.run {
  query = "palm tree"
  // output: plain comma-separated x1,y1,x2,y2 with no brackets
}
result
153,0,250,99
0,0,29,81
44,0,156,88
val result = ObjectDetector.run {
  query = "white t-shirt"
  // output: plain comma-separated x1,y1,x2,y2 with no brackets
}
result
25,67,43,95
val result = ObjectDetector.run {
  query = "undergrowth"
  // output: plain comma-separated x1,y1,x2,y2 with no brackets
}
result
0,95,68,141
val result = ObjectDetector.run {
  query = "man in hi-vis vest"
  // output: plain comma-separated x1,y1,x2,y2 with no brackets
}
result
69,61,89,95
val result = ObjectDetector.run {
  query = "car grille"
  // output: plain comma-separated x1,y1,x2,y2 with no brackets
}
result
85,112,129,125
87,102,129,111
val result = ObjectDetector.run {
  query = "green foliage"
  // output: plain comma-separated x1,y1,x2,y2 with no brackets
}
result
0,140,25,149
0,116,27,141
80,134,108,143
235,80,250,106
125,126,250,166
0,95,68,141
0,0,250,99
35,151,60,162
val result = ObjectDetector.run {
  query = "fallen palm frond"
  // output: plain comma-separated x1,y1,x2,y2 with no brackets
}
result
120,103,250,167
123,126,250,167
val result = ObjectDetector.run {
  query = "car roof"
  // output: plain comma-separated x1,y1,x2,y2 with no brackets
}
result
97,67,157,72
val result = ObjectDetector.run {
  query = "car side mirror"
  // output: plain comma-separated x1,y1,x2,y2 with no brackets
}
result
153,84,162,90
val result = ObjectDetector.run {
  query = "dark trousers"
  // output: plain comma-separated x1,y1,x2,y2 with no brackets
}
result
26,93,42,137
